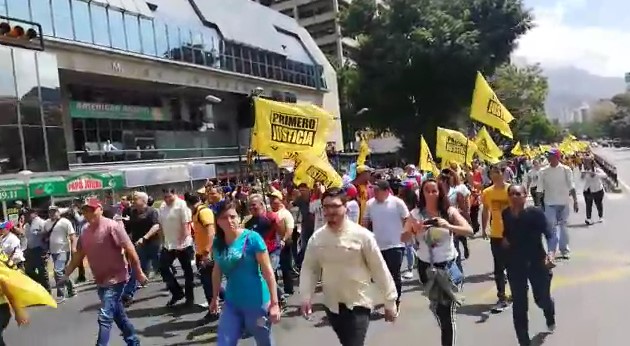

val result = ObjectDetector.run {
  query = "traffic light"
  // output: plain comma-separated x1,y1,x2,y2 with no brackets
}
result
0,16,44,51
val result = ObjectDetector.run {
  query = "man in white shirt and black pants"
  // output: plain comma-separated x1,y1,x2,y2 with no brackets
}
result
363,180,410,312
537,149,578,259
157,189,195,307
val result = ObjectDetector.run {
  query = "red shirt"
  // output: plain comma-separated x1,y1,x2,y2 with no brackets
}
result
79,217,132,286
244,212,281,253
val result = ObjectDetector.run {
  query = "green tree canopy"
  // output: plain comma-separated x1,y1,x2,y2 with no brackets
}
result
340,0,533,158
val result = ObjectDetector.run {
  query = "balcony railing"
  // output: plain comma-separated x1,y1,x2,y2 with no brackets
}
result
67,146,244,168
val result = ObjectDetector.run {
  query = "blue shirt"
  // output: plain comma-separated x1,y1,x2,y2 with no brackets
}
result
212,229,270,309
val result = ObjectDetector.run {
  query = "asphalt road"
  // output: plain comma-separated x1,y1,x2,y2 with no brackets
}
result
5,152,629,345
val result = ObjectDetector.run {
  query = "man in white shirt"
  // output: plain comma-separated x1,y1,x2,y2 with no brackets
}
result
300,187,397,346
525,159,543,207
158,189,194,307
45,206,77,302
363,180,410,311
537,149,578,259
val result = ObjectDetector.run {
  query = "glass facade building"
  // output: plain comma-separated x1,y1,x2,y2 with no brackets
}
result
0,46,67,174
0,0,326,89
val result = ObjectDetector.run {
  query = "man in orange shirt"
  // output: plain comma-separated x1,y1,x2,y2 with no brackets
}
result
184,192,220,320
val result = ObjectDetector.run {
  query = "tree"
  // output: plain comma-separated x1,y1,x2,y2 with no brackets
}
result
340,0,533,159
489,63,559,143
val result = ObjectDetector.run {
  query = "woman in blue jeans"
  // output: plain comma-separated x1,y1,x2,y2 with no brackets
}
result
210,201,281,346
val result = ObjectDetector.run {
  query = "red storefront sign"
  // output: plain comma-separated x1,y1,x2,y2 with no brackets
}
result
67,178,103,193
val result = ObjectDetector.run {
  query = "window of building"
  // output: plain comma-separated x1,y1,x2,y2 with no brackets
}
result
109,8,127,50
90,3,111,47
51,0,74,40
29,0,55,36
124,13,142,53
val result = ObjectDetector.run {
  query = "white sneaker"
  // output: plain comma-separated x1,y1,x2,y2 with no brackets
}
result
585,219,593,225
598,218,604,223
402,271,413,280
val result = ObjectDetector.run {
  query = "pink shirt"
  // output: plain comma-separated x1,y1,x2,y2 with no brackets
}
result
79,217,131,286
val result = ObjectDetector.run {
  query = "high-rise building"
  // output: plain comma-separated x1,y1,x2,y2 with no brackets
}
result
0,0,341,220
255,0,358,65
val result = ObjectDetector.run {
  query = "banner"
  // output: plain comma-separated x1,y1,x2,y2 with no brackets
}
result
69,102,170,121
473,127,502,163
511,142,525,156
250,98,333,158
418,135,439,176
293,151,343,189
436,127,477,165
470,72,515,139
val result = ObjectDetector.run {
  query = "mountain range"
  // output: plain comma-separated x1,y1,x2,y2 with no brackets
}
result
512,57,626,119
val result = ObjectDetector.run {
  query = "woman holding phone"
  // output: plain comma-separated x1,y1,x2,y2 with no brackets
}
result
402,178,473,346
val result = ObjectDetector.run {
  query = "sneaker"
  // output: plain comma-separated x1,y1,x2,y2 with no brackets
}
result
56,296,67,304
491,299,510,313
547,324,556,333
402,271,414,280
585,219,593,225
560,252,570,260
166,293,185,307
598,218,604,224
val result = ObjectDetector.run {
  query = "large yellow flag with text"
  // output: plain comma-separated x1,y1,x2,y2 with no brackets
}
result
356,138,370,166
436,127,477,165
470,72,515,138
419,135,439,176
0,260,57,309
250,98,334,159
473,127,502,163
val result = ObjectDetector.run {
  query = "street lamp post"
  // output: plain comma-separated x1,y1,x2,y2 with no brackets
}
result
18,170,33,207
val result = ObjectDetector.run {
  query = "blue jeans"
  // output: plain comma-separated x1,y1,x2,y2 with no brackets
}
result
96,282,140,346
269,250,284,299
404,244,415,270
123,241,161,299
217,302,274,346
544,205,570,254
51,252,75,297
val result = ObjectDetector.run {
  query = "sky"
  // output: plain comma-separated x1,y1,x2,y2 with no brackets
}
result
516,0,630,77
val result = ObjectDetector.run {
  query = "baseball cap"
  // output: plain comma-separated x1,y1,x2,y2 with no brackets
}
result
374,179,390,191
547,148,562,158
48,205,59,212
267,190,283,200
81,197,102,210
344,184,358,199
356,165,374,174
0,221,13,230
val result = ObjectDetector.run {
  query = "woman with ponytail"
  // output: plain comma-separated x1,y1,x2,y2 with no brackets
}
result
210,201,280,346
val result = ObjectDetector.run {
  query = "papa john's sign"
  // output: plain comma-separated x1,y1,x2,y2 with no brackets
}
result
66,176,104,193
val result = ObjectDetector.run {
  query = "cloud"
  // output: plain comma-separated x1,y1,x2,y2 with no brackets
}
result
515,0,630,77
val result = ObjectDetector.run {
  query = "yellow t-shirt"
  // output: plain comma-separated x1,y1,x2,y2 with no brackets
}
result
481,185,510,238
192,205,215,255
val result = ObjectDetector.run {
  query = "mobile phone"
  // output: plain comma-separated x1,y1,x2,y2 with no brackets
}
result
423,218,439,226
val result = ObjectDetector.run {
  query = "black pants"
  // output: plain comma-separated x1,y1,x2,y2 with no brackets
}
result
195,255,220,304
531,188,543,208
453,237,467,272
24,247,50,292
0,303,10,346
583,189,604,219
279,242,294,294
470,205,480,233
381,247,404,306
432,300,458,346
325,303,370,346
159,246,195,302
490,238,508,301
507,262,555,345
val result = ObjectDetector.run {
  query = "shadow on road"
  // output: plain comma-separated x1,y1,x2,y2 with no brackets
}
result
464,272,493,284
137,316,212,339
531,331,551,345
457,303,495,324
567,223,590,229
80,293,165,312
127,303,206,319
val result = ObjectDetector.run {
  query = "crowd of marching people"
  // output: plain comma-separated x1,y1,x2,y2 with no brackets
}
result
0,145,613,346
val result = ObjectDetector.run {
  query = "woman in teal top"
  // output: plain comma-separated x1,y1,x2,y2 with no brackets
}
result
210,201,280,346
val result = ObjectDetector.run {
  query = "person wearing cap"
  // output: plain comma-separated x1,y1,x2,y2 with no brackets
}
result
0,221,24,269
363,179,410,313
62,198,146,346
44,206,77,302
352,165,375,226
344,184,360,224
537,148,578,259
268,189,296,295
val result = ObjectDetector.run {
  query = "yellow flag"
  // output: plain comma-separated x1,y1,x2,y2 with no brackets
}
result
419,135,439,176
435,127,477,165
0,261,57,309
470,71,515,139
511,142,525,156
293,151,343,189
357,138,370,166
473,127,502,163
250,97,333,158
